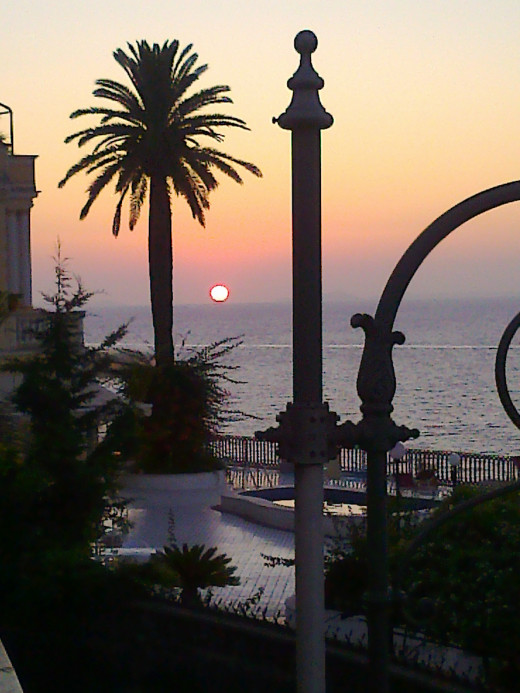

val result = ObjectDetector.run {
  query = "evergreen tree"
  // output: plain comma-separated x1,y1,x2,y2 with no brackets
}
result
0,250,127,561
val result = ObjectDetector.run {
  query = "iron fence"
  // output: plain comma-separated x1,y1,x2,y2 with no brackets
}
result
210,435,520,486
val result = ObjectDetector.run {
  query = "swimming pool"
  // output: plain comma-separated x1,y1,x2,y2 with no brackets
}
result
219,486,438,535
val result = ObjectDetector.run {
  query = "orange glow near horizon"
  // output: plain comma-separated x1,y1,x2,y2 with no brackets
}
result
6,1,520,306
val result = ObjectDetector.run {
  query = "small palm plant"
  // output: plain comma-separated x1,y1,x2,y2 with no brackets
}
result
120,512,239,606
147,511,239,607
151,542,240,607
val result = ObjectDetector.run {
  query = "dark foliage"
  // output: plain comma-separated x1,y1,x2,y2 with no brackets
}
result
113,336,248,473
0,252,133,650
400,485,520,687
324,485,520,687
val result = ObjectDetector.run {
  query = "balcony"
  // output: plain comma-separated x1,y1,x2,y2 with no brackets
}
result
0,308,85,353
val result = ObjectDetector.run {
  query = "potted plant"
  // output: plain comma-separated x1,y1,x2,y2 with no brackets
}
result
114,337,242,475
113,338,246,547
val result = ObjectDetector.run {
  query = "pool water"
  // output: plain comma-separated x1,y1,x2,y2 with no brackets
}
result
273,500,367,516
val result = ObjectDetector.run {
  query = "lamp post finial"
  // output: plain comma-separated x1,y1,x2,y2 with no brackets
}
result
275,29,333,131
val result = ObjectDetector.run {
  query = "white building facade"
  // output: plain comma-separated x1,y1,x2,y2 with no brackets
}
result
0,140,37,307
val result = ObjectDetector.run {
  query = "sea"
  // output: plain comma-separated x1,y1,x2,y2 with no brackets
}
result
83,297,520,457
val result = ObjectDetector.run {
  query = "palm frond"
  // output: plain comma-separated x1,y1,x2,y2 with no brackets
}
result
77,124,141,151
79,162,123,218
171,43,195,80
201,147,262,178
66,122,133,142
69,106,135,121
60,36,261,259
111,186,130,236
176,85,233,115
182,156,219,193
170,166,209,226
94,78,143,112
58,148,119,187
129,175,148,230
197,151,244,184
84,152,124,177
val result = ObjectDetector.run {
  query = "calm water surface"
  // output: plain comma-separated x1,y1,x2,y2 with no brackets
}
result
84,297,520,456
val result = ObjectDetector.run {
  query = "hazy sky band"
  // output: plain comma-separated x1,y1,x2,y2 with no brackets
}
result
3,0,520,306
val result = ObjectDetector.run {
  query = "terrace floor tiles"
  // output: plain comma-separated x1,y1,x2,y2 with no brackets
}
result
122,480,296,617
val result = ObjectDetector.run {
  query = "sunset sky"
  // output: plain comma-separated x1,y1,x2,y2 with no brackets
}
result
3,0,520,307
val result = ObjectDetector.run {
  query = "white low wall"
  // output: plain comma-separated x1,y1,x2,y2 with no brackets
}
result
118,471,227,548
119,470,226,493
221,491,296,532
220,490,359,537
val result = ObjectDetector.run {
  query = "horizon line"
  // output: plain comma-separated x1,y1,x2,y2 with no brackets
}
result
58,293,520,310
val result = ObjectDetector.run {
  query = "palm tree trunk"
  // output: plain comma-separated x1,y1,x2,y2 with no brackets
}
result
148,176,174,366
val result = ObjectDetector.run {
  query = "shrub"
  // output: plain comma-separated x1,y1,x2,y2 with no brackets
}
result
324,485,520,686
324,498,419,614
149,543,240,607
114,336,247,473
400,485,520,685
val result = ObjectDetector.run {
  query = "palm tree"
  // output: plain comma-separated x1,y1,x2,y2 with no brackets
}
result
59,40,261,366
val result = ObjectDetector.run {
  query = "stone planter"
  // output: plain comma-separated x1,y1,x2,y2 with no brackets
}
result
119,471,226,549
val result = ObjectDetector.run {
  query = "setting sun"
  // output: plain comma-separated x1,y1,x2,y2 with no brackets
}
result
209,284,230,302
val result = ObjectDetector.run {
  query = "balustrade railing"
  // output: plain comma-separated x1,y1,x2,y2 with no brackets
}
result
210,435,520,486
0,309,84,353
211,435,279,467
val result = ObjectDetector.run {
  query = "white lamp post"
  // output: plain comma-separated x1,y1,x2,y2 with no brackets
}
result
389,441,406,461
259,30,334,693
448,452,461,487
389,442,406,497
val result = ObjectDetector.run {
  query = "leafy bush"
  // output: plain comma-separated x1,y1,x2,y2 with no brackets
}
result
324,485,520,686
324,518,368,615
324,499,420,614
400,485,520,685
114,336,247,473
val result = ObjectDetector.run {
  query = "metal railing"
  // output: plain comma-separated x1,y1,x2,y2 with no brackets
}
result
211,435,520,486
225,466,280,490
0,310,86,353
211,435,280,467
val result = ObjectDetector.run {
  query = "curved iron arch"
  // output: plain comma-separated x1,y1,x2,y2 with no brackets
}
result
375,181,520,330
348,181,520,449
496,310,520,431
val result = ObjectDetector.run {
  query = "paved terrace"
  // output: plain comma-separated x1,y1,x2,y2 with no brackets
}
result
116,468,444,618
113,471,482,682
119,473,296,618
